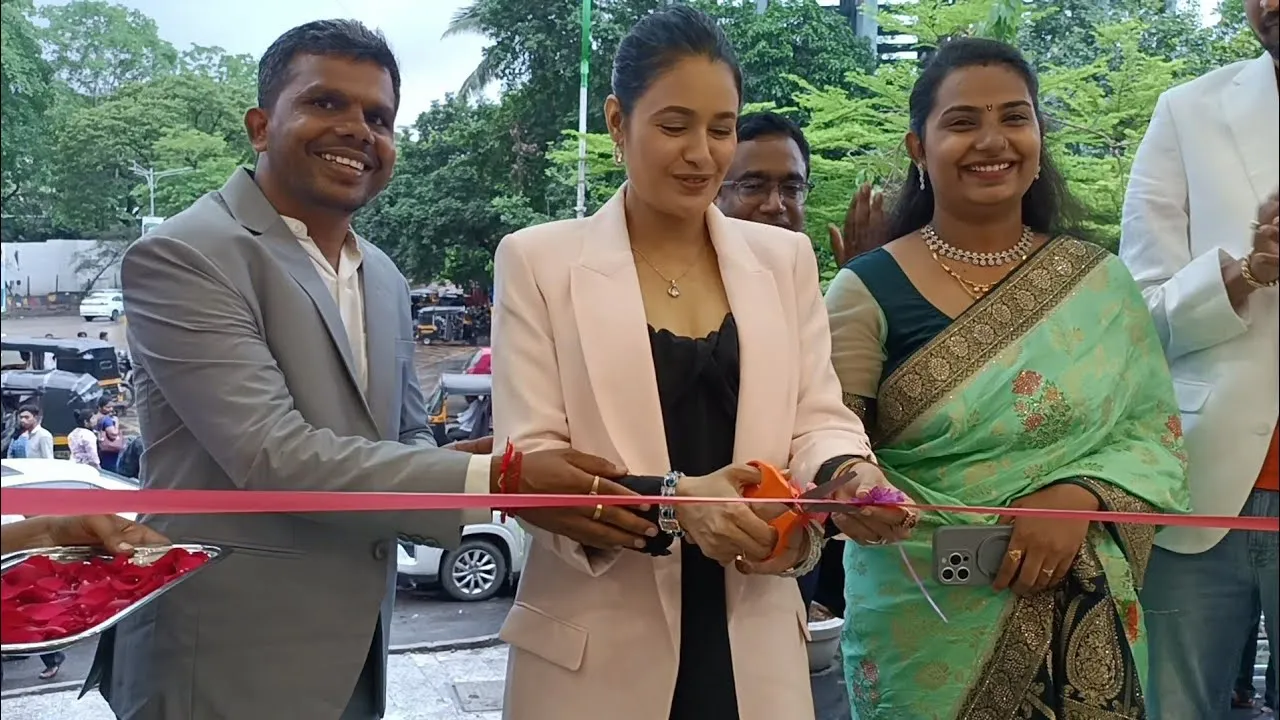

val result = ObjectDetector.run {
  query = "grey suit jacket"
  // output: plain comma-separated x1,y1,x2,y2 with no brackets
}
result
87,169,475,720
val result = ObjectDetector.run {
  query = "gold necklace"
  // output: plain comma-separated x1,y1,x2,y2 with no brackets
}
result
631,244,705,299
932,253,997,299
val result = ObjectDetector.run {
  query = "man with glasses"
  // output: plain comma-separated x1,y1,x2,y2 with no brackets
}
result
716,112,813,233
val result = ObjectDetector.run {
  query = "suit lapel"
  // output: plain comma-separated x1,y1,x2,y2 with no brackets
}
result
361,250,398,440
706,209,790,615
218,169,373,420
1222,54,1280,203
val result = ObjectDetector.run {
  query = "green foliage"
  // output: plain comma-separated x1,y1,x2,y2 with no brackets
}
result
0,0,1265,286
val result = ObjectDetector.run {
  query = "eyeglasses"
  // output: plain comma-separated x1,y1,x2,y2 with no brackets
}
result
721,179,814,206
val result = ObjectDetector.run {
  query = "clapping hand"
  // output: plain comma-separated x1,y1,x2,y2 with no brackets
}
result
827,182,888,267
512,449,659,551
675,464,777,566
992,483,1097,596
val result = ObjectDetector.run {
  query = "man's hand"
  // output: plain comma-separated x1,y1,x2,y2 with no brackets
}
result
1247,191,1279,285
25,515,170,554
446,436,494,454
500,448,658,550
827,182,888,267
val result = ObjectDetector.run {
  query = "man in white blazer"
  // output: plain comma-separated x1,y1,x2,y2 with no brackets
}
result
1119,1,1279,717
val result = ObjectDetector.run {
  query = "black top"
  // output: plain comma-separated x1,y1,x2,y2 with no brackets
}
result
651,313,742,720
618,314,857,718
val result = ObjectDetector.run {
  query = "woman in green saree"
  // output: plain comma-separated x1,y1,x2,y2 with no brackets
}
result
824,39,1191,719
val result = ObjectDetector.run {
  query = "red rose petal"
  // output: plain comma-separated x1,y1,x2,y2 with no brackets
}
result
1,548,211,645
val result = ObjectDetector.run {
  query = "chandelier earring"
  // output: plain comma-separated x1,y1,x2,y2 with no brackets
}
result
918,164,927,191
613,144,624,166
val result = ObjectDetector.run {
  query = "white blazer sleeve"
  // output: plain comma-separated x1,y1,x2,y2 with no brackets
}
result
786,234,875,487
490,234,621,577
1119,92,1249,362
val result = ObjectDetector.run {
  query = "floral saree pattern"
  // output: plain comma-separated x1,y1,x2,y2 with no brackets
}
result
833,238,1191,719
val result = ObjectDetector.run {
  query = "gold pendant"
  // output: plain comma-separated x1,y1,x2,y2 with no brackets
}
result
666,281,681,298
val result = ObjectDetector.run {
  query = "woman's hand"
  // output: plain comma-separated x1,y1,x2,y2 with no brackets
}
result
992,483,1098,596
828,461,917,546
735,520,810,576
35,515,168,553
508,449,659,551
676,464,777,565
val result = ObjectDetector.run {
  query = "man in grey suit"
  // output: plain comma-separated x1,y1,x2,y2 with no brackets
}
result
87,20,656,720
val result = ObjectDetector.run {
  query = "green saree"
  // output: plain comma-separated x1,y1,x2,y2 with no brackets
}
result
824,238,1191,720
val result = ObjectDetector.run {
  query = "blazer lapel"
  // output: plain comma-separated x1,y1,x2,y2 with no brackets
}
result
1222,54,1280,203
706,208,791,614
570,190,671,473
218,169,371,411
360,247,398,440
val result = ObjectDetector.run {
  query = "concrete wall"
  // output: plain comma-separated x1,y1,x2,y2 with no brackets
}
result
2,240,122,297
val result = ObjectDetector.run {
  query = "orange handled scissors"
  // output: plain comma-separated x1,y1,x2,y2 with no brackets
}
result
743,461,846,561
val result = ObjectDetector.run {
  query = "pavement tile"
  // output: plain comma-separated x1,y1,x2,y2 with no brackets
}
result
0,646,510,720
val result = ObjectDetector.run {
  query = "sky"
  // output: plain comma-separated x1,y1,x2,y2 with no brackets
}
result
36,0,490,126
35,0,1222,128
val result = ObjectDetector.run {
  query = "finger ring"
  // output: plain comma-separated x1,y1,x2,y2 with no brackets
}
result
590,475,600,495
867,538,888,546
1041,567,1054,577
1006,548,1024,563
901,512,919,530
591,504,603,521
1251,220,1261,230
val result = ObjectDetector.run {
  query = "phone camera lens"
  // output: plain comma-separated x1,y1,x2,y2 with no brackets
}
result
948,553,963,566
956,567,970,582
940,567,955,582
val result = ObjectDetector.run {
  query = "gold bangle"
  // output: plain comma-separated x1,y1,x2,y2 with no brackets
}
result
1241,257,1278,289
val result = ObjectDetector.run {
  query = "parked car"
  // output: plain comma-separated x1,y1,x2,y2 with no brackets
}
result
1,458,139,525
397,511,527,602
80,290,124,322
462,347,491,375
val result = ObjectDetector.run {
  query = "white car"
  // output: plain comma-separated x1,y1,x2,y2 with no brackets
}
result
80,290,124,322
1,458,139,526
397,512,528,602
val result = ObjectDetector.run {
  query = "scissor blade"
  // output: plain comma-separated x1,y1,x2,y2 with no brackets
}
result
797,470,856,501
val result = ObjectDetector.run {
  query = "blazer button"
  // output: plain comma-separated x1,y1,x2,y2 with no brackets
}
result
372,541,389,561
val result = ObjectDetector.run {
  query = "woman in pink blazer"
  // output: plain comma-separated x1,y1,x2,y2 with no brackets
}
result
490,7,914,720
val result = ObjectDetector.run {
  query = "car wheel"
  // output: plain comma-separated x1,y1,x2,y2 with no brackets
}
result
440,539,506,602
110,310,120,321
83,316,94,322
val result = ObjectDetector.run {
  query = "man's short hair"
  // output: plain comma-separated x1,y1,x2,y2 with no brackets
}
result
736,112,811,177
257,19,401,111
17,404,40,417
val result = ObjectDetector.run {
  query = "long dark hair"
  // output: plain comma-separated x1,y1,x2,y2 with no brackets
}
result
887,38,1083,242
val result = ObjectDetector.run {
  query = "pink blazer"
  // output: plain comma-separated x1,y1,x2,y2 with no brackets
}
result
491,188,872,720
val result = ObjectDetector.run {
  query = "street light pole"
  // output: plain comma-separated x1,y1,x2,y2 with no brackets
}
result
129,161,193,218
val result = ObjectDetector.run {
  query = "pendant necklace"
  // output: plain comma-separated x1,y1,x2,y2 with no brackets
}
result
631,244,705,299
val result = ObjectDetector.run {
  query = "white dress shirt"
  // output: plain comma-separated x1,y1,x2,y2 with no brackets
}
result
283,217,492,517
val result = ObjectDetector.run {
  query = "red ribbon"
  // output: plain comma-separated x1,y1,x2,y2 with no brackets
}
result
1,488,1276,531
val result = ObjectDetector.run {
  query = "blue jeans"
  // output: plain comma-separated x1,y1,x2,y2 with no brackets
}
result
1142,489,1279,719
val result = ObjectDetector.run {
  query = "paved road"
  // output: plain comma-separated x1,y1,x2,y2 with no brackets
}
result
1,590,514,693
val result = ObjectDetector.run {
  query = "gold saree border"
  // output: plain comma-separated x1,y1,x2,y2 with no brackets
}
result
956,541,1144,720
875,237,1109,446
1073,478,1158,590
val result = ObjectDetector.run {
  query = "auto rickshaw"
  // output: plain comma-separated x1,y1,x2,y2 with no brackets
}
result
0,336,131,408
425,373,492,446
2,369,104,459
414,306,471,345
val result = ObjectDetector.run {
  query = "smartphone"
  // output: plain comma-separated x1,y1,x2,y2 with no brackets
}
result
931,525,1013,587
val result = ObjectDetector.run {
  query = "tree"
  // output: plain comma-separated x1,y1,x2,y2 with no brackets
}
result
357,97,543,284
38,0,179,102
1,0,56,221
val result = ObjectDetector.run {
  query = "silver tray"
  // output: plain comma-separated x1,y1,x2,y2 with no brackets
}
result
1,543,229,655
